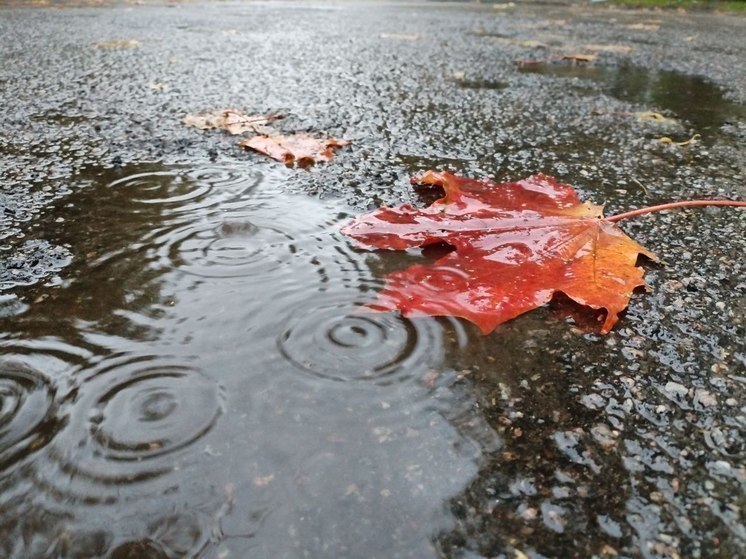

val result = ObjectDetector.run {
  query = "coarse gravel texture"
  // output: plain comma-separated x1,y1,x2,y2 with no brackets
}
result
1,1,745,558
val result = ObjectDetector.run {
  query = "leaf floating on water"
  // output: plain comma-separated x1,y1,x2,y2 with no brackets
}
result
239,134,350,168
181,109,282,135
342,171,657,334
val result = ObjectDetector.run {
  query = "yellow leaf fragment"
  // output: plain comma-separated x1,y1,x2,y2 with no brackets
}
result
657,134,701,146
635,111,679,126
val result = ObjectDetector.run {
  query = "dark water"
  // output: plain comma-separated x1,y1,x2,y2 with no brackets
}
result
1,165,507,558
519,64,746,136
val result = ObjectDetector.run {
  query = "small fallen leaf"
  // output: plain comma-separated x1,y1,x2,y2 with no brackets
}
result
239,133,350,167
181,109,281,135
561,53,597,63
635,111,679,126
253,474,274,487
94,39,140,49
380,33,419,41
625,23,660,31
148,82,168,91
657,133,701,146
342,171,656,334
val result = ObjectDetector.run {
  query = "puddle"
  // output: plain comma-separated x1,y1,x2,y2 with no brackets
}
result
3,160,743,557
0,163,505,558
519,64,746,136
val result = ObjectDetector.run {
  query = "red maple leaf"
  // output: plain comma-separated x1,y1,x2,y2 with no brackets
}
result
342,171,657,334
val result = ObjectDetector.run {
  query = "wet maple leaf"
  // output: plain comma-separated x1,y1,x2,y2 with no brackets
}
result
239,134,350,168
342,171,656,334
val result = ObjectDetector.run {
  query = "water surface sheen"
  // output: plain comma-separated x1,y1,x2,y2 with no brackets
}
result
0,164,498,558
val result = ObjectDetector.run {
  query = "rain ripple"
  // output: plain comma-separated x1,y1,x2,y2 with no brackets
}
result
106,167,262,216
277,296,447,385
161,209,295,279
0,361,62,472
96,166,319,283
36,354,224,504
0,338,90,474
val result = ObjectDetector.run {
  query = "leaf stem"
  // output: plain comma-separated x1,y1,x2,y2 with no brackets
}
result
607,200,746,223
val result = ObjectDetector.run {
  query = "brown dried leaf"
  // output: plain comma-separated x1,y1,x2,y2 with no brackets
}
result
181,109,282,135
239,133,350,167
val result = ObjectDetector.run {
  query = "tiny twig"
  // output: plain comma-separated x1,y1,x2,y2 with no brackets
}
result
631,178,649,194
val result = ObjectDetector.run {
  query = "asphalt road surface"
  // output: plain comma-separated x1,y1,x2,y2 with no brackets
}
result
1,2,745,558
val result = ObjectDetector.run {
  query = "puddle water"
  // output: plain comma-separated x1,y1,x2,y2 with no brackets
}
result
519,64,746,136
3,160,742,557
0,163,504,558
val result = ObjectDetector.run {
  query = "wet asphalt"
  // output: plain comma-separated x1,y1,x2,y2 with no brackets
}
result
1,1,745,558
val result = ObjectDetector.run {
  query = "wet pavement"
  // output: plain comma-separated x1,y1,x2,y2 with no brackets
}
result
1,1,745,558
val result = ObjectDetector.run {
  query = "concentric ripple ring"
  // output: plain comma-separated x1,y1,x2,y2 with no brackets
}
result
277,299,445,384
0,361,60,472
38,355,225,503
